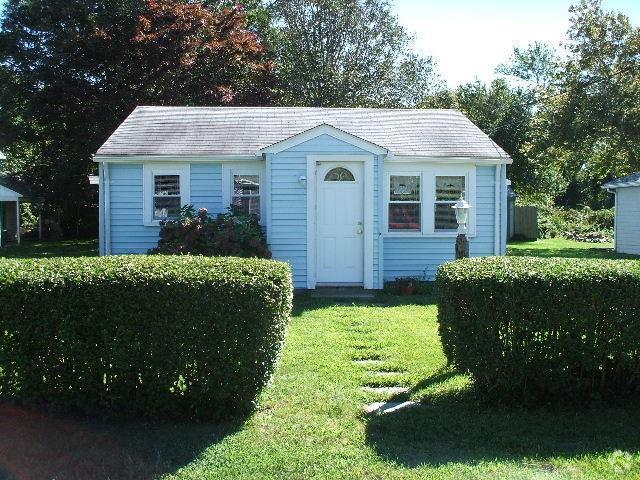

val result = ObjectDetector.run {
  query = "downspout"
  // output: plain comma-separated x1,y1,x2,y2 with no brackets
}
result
15,200,20,245
494,164,501,255
104,162,111,255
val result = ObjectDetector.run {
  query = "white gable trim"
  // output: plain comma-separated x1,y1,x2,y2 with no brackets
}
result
259,124,388,156
603,180,640,189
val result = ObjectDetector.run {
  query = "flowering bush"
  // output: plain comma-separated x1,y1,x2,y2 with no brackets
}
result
149,205,271,258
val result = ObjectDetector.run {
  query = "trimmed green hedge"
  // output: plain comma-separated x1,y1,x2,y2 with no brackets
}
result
0,255,292,419
436,257,640,401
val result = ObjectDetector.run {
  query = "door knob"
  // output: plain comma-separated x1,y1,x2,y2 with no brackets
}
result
356,221,363,234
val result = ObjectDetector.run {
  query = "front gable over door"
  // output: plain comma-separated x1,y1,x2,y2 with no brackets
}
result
258,123,388,156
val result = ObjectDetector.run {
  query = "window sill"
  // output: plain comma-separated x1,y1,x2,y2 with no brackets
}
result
383,232,477,239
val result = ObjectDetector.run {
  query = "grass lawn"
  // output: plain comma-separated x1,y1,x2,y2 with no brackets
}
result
508,237,639,259
0,239,98,258
1,294,639,479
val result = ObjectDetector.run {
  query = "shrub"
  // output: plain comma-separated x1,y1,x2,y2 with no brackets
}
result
436,257,640,402
150,206,271,258
0,255,293,419
537,205,614,242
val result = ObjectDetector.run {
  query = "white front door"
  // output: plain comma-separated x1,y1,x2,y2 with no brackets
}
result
316,162,364,285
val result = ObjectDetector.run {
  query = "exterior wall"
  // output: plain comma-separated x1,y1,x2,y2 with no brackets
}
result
383,165,498,281
101,146,508,288
268,134,378,289
615,186,640,255
107,162,223,254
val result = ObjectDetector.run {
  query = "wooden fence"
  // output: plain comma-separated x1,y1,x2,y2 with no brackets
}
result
512,206,538,240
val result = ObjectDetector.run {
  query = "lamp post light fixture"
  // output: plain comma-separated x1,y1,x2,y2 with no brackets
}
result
452,194,472,259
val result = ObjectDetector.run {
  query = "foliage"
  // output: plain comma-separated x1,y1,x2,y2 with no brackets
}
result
0,0,275,236
0,255,292,418
271,0,441,107
436,256,640,402
150,206,271,258
537,204,614,242
425,79,537,194
517,0,640,208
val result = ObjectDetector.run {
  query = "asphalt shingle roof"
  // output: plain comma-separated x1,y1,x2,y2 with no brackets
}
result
96,106,511,159
603,172,640,189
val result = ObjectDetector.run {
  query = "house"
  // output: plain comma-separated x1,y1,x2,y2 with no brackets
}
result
94,106,511,289
603,172,640,255
0,150,32,246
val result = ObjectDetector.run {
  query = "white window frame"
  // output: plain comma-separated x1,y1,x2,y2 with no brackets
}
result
384,164,476,237
143,163,190,227
222,162,266,224
387,172,422,233
231,172,262,219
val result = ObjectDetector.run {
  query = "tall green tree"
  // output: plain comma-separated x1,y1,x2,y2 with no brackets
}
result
424,79,537,195
534,0,640,207
0,0,275,236
271,0,441,107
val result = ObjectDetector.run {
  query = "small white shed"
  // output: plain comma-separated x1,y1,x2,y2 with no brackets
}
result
603,172,640,255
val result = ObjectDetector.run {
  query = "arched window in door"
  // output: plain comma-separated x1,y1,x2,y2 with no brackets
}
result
324,167,355,182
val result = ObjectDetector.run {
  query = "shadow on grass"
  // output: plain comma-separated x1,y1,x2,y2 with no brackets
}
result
365,372,640,467
507,241,639,260
292,291,436,317
0,240,98,259
0,402,244,479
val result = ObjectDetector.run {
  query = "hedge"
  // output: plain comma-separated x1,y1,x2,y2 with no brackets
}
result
0,255,293,419
436,257,640,402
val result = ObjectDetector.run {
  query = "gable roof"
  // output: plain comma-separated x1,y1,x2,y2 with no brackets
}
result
96,106,511,160
0,173,31,198
603,172,640,189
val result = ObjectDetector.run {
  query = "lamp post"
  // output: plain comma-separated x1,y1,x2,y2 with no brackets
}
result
452,194,472,259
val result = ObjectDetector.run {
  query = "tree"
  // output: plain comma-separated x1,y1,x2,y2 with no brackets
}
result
423,79,537,195
270,0,441,107
0,0,275,236
533,0,640,207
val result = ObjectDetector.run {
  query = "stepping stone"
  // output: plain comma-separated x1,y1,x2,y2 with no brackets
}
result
362,386,410,395
369,371,399,377
353,359,384,366
364,401,418,414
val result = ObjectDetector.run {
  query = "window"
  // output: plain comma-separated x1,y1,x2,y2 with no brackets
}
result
435,176,465,231
324,167,355,182
232,174,260,218
153,174,181,220
143,164,190,226
388,175,420,231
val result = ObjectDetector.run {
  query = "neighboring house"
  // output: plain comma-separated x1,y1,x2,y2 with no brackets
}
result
604,173,640,255
95,106,511,289
0,150,32,246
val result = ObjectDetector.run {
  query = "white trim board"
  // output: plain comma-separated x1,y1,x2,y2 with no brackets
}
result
260,124,388,156
306,154,375,289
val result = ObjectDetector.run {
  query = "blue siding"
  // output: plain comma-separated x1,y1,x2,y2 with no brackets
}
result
109,164,157,254
383,165,497,281
109,163,222,254
269,134,374,289
191,164,223,215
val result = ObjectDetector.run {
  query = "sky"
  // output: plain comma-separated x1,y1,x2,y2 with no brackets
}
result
0,0,638,87
393,0,640,87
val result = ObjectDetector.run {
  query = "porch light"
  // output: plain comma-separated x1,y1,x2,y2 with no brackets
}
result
452,193,472,259
451,194,471,235
298,175,307,186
